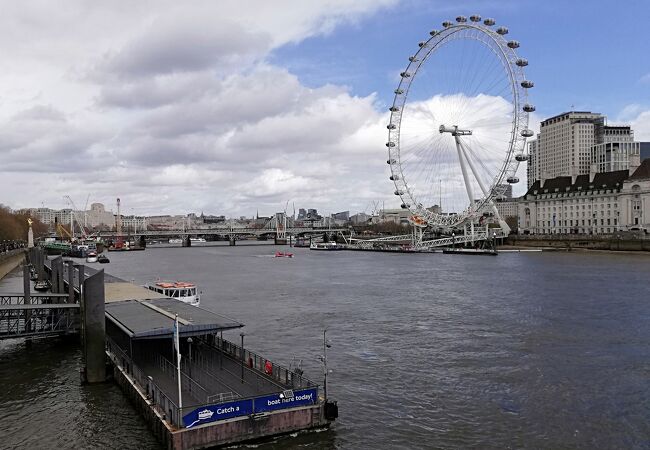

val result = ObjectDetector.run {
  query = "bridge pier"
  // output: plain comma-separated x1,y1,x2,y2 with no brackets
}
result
274,237,287,245
229,236,236,246
82,270,106,384
182,236,191,247
23,265,32,333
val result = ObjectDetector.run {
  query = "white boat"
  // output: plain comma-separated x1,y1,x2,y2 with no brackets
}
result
168,238,183,244
86,251,98,263
145,281,200,306
189,237,206,243
310,242,344,251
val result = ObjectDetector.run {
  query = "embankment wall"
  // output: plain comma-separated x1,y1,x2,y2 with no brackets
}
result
0,250,25,280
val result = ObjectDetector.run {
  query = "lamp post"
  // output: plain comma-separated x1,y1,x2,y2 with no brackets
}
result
318,329,332,402
187,337,193,385
240,332,245,383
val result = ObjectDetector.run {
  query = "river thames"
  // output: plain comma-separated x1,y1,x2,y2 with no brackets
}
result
1,244,649,449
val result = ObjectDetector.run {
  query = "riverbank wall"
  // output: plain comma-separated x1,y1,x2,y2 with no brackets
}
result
507,235,650,251
0,249,25,280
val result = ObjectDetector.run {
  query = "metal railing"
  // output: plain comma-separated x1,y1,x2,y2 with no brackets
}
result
106,337,182,427
0,294,80,339
212,336,317,390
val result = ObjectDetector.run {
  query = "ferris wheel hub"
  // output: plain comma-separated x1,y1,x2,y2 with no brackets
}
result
438,124,472,136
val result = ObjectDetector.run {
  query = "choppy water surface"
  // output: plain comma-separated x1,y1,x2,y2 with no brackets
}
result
1,244,649,449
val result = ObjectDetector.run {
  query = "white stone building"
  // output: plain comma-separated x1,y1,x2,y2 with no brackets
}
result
518,157,646,235
619,159,650,230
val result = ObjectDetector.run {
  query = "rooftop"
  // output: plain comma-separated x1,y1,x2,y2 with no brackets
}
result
629,158,650,180
106,298,243,339
525,169,629,196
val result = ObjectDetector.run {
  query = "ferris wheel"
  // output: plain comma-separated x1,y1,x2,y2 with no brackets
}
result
386,15,534,231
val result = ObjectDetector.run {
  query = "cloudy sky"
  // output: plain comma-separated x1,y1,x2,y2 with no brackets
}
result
1,0,648,217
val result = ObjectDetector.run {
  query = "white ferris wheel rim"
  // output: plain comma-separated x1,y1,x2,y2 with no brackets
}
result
386,16,533,227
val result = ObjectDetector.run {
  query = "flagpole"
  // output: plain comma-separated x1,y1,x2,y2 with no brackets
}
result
175,314,183,409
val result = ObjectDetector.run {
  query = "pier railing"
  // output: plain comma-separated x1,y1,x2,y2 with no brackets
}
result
212,335,318,390
106,337,183,427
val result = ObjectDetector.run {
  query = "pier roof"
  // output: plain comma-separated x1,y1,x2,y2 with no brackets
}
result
105,298,243,339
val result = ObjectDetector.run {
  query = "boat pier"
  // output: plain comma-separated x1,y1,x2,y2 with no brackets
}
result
1,248,338,448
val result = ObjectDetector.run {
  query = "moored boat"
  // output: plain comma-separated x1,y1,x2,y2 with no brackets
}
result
274,251,293,258
86,251,98,263
97,254,110,264
34,280,51,292
145,281,200,306
310,242,344,251
442,248,498,256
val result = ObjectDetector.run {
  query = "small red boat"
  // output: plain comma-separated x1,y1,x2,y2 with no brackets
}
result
275,251,293,258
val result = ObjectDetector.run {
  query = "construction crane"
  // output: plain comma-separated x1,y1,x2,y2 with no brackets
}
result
64,195,89,240
56,221,73,241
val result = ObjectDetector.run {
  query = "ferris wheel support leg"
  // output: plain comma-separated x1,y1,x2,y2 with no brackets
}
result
454,136,476,207
457,140,511,235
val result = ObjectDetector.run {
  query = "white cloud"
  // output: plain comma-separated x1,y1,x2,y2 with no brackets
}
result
0,0,545,219
0,1,398,216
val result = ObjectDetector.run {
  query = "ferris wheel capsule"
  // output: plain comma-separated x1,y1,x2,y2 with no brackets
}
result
390,175,400,181
521,80,534,88
523,104,536,112
429,29,438,36
483,18,496,26
507,177,520,184
516,58,528,67
386,141,396,147
521,129,534,137
442,21,453,28
470,15,481,22
515,153,529,162
496,27,508,35
456,16,467,23
507,40,520,49
387,124,396,129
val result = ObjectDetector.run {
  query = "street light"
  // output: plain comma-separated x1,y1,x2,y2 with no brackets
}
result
187,337,193,392
240,332,245,383
319,329,332,402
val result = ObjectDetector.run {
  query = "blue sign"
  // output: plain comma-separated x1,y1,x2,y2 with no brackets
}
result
183,398,253,428
253,387,318,413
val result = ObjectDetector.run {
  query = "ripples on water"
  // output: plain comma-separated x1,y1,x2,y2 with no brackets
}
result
1,245,649,449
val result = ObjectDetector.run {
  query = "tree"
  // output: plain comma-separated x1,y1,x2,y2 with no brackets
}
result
0,205,48,241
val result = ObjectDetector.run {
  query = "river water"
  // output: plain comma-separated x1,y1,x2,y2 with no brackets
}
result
1,244,649,449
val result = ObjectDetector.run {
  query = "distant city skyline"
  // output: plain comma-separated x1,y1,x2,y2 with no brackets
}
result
1,1,648,217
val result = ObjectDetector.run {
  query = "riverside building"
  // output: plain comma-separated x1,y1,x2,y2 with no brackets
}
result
518,158,648,235
527,112,641,187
